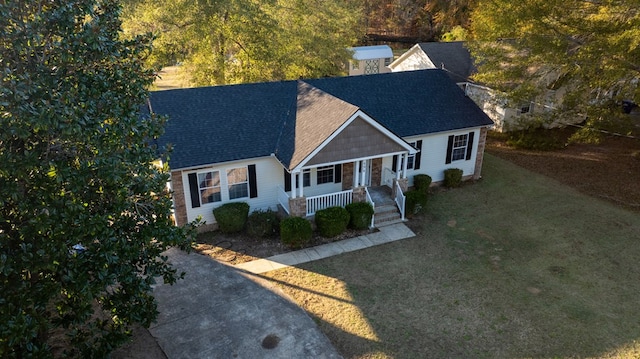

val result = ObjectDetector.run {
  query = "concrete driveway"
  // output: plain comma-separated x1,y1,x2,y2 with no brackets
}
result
147,247,342,359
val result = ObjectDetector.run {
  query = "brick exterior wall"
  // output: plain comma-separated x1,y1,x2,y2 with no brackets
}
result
473,127,488,180
171,171,188,226
371,158,382,187
342,162,354,191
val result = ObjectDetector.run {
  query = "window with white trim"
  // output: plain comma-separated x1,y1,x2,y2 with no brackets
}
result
352,60,359,70
316,165,334,185
296,169,311,187
452,134,469,162
198,171,221,204
227,167,248,199
384,57,392,66
406,142,417,169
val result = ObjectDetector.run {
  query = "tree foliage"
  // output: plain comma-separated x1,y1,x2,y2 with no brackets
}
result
362,0,474,41
122,0,363,86
0,0,194,357
469,0,640,136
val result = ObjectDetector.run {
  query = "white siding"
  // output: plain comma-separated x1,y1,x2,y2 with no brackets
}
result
381,131,483,186
182,157,283,225
389,49,435,72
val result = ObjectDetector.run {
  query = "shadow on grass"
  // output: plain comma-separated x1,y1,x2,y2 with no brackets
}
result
261,155,640,358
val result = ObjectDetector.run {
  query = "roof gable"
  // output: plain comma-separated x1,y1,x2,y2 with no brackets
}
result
285,81,359,169
416,42,476,82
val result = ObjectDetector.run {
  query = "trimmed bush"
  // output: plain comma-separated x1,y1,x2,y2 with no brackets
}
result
315,206,350,237
246,209,279,238
443,168,463,188
405,190,427,216
280,217,313,249
212,202,249,233
345,202,374,230
413,174,432,194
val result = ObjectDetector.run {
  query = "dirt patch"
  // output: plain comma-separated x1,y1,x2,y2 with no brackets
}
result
486,130,640,213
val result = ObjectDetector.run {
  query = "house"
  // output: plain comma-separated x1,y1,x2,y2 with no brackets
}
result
149,70,493,230
389,41,476,84
389,42,553,132
347,45,393,76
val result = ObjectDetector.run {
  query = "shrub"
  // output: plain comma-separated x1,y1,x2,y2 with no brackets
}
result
405,190,427,216
345,202,374,230
506,128,567,150
315,206,350,237
443,168,463,188
212,202,249,233
246,209,279,238
413,174,432,194
280,217,313,249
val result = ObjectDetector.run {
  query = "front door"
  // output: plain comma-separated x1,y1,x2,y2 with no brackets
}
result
365,159,373,186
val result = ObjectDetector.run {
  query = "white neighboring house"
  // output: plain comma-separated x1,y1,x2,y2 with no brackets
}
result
389,42,557,132
149,70,493,231
348,45,393,76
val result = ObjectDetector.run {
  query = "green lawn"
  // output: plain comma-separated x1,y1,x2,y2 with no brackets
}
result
262,154,640,358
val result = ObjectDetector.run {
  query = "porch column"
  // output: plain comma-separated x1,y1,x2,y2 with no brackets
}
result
298,169,304,197
402,153,408,179
354,160,360,188
395,157,401,180
361,160,367,186
290,172,296,199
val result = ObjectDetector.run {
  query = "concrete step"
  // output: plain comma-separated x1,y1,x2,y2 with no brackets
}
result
375,204,399,214
375,218,405,227
374,211,402,225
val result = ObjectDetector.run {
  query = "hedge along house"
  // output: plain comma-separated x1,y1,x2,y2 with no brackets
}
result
148,69,493,231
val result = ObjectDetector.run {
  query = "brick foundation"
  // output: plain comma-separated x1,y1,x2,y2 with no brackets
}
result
289,197,307,217
392,177,408,197
352,186,366,203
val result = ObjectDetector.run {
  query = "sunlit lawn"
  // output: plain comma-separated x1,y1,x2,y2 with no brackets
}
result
260,154,640,358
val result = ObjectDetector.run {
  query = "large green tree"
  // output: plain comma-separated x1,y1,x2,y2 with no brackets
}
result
123,0,363,86
0,0,194,357
469,0,640,136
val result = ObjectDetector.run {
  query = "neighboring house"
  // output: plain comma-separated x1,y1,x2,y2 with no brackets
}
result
389,41,555,132
149,70,493,230
348,45,393,76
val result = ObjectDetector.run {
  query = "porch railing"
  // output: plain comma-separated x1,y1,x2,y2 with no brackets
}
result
277,186,290,215
383,167,395,188
394,180,406,221
306,189,353,216
365,187,375,228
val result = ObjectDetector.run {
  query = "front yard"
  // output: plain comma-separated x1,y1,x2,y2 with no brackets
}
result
259,154,640,358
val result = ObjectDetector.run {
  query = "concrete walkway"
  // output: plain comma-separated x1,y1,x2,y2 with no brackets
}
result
235,223,415,274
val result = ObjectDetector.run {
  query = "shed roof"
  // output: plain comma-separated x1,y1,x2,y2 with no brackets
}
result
349,45,393,60
150,69,493,170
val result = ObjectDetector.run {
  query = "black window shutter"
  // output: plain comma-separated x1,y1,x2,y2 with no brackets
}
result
392,155,398,172
334,164,342,183
466,131,475,160
188,173,201,208
248,164,258,198
414,140,423,170
284,168,291,192
445,135,454,164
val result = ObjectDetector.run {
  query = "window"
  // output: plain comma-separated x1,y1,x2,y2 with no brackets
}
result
452,134,468,161
316,165,334,185
227,167,248,199
296,168,310,187
365,59,380,74
406,142,417,169
520,102,532,114
384,57,392,67
198,171,221,204
352,61,359,70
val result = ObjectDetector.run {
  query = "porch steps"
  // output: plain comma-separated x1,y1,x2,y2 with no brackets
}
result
374,204,402,227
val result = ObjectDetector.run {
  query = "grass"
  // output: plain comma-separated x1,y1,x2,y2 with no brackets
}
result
259,154,640,358
152,65,190,91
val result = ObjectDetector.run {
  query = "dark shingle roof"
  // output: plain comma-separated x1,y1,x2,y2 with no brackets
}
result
151,69,492,170
417,42,476,83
